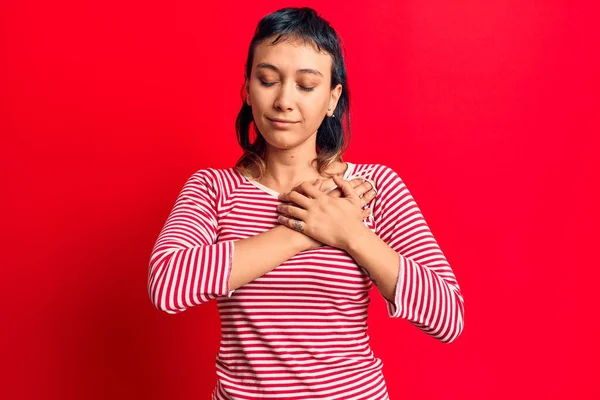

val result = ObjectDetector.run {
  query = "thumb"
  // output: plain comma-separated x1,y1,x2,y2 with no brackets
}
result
332,174,358,201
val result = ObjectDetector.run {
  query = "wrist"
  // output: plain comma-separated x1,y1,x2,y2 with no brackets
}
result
342,223,372,253
275,224,309,252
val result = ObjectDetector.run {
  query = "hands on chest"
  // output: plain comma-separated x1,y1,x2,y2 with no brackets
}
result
276,174,378,251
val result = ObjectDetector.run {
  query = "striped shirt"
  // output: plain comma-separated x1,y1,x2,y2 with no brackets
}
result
148,161,465,399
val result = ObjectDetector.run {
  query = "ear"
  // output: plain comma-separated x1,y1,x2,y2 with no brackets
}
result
328,83,342,115
245,77,251,106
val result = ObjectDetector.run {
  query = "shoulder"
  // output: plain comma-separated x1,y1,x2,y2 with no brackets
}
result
188,166,244,185
188,167,220,185
185,166,247,201
349,162,404,188
348,162,396,175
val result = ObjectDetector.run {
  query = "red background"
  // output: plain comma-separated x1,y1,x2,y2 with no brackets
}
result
2,1,599,399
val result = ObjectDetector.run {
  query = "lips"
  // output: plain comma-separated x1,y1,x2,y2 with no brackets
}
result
268,117,298,123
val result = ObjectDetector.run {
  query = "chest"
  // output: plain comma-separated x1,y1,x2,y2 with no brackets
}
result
217,201,374,298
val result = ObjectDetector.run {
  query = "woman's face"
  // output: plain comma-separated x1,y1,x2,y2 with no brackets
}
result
245,37,342,150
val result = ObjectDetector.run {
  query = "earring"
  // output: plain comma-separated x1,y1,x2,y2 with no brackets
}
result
328,107,335,118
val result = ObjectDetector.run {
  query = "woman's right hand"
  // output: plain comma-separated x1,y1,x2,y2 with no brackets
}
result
289,177,377,250
325,177,377,213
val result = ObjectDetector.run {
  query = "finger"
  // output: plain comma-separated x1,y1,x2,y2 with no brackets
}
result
324,176,366,197
277,215,306,233
320,176,359,197
354,181,374,197
276,202,308,220
360,189,377,205
299,180,325,199
362,178,378,196
365,188,377,199
289,178,323,198
361,208,372,219
325,187,342,198
279,189,312,209
329,184,377,205
332,174,360,203
349,177,364,188
316,178,326,192
288,182,309,197
310,178,325,192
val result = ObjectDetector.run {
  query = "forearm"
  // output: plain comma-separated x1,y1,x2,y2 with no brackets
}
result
343,225,399,303
228,225,307,292
345,224,464,343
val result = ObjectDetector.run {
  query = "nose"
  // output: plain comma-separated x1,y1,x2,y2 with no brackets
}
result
273,81,295,112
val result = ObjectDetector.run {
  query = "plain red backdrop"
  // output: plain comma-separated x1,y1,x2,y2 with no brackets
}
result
2,0,599,399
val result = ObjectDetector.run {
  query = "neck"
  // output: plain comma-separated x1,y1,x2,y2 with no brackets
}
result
252,146,347,193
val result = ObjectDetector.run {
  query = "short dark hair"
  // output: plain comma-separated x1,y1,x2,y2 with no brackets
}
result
235,7,352,180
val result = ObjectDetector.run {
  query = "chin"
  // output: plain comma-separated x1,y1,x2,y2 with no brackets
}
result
259,133,300,149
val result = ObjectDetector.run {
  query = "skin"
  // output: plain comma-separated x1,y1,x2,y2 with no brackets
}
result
242,36,399,302
244,34,377,241
244,35,345,191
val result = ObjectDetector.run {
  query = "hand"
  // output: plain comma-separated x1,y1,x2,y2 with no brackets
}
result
324,177,377,209
283,177,377,250
276,175,373,250
293,176,377,218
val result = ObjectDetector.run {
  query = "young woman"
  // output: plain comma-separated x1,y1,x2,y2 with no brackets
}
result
148,7,465,399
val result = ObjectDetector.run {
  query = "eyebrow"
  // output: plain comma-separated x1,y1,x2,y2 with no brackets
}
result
256,62,324,78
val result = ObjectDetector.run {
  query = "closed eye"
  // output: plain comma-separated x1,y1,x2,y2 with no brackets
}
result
259,80,314,92
260,80,275,87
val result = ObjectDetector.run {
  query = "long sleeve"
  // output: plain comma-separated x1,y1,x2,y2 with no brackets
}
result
147,169,235,314
373,165,465,343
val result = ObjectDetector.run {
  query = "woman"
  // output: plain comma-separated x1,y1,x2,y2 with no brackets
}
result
148,7,465,399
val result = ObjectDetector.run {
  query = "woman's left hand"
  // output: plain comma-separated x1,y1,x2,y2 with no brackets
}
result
276,174,368,250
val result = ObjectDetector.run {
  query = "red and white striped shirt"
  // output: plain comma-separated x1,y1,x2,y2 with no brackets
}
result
148,161,465,399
